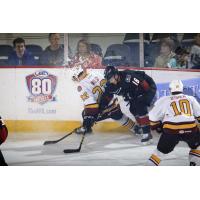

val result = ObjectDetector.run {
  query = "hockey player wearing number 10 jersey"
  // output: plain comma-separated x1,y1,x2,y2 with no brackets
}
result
148,80,200,166
70,65,136,135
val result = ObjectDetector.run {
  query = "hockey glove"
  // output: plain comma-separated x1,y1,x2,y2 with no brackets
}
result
124,93,132,102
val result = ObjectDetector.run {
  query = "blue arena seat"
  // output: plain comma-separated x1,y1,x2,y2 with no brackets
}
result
0,45,13,66
90,43,103,57
181,33,196,52
102,44,133,66
123,33,151,67
26,44,43,63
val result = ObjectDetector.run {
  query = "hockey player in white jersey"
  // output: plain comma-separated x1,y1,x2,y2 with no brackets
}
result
147,80,200,166
71,65,136,135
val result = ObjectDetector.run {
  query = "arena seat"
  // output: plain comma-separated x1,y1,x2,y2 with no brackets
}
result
181,33,196,51
90,43,103,57
26,44,43,63
103,43,133,66
123,33,151,67
0,45,13,66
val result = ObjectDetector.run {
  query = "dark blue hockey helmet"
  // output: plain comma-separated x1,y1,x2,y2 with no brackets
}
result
104,66,119,80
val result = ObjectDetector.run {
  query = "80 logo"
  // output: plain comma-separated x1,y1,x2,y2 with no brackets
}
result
26,71,57,104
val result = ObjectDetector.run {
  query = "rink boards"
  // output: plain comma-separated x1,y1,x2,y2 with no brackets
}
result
0,66,199,132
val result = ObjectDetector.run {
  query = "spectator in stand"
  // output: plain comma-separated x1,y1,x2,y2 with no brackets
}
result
40,33,64,66
8,37,36,66
69,39,102,69
174,46,189,69
154,38,176,68
189,33,200,69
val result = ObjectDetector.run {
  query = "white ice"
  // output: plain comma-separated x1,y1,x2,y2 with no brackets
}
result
1,131,190,166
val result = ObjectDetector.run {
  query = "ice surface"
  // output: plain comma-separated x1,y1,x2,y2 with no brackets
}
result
1,131,189,166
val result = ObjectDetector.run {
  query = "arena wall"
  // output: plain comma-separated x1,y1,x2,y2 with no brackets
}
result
0,66,199,133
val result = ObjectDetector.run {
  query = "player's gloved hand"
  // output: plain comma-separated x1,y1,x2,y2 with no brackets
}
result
124,93,132,101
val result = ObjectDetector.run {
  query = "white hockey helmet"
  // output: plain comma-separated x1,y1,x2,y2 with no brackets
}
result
169,80,184,93
71,65,85,81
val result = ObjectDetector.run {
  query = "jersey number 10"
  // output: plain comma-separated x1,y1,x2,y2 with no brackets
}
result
170,99,192,116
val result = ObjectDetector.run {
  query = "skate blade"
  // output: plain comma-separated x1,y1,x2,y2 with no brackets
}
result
141,139,153,145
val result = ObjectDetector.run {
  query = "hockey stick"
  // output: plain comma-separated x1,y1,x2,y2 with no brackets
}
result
63,132,86,153
43,128,78,145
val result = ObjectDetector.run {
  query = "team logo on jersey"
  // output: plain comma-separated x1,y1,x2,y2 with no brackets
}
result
26,70,57,104
80,92,89,101
77,85,82,92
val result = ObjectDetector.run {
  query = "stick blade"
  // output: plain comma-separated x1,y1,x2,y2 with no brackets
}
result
43,140,57,145
63,149,80,153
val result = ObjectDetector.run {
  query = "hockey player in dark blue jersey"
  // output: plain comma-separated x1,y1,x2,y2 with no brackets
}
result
101,66,157,144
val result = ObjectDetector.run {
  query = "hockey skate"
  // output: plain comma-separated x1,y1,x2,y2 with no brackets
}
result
190,162,196,166
141,133,153,145
133,124,142,136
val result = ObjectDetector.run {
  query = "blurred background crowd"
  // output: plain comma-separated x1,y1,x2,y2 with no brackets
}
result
0,33,199,69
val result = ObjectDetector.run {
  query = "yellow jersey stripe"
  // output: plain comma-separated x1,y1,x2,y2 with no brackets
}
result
163,123,197,130
190,149,200,155
85,104,99,109
150,121,160,126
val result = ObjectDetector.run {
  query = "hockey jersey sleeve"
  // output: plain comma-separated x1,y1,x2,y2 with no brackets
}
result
78,86,99,115
190,96,200,123
149,97,166,129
